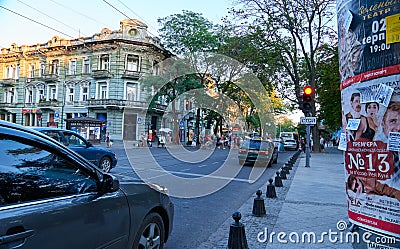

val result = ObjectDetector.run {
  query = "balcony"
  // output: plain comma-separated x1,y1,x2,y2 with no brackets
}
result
0,102,14,108
43,73,59,82
92,70,112,78
87,99,167,111
37,99,59,107
122,70,142,79
1,79,17,86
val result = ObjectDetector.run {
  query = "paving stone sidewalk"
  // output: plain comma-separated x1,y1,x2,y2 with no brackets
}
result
197,147,352,249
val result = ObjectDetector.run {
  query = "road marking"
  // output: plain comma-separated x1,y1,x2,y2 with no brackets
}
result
199,164,207,167
141,168,253,183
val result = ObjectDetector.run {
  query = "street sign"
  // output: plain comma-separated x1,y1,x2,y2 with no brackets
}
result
300,117,316,125
179,120,185,127
54,112,60,118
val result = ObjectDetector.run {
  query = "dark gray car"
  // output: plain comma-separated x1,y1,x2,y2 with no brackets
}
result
0,120,173,249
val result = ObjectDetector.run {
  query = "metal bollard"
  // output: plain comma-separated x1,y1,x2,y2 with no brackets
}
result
280,168,287,180
227,212,249,249
285,162,293,170
252,190,266,217
275,171,283,187
266,178,277,198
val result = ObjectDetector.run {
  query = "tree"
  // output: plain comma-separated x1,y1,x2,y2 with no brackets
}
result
229,0,336,150
158,10,220,54
315,43,341,132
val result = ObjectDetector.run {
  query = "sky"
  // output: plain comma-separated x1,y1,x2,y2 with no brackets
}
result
0,0,233,48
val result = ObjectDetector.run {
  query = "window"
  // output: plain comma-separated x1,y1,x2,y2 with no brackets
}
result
49,86,57,100
100,85,107,99
100,55,109,70
126,55,139,71
29,64,35,78
70,60,77,75
5,65,16,79
82,87,88,101
152,61,160,75
37,89,44,102
68,88,74,102
64,132,86,147
40,63,46,76
27,90,33,103
50,60,59,74
83,58,90,74
0,136,97,206
5,88,15,103
126,84,138,101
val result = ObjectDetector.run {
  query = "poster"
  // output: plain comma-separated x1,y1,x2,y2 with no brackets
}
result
337,0,400,238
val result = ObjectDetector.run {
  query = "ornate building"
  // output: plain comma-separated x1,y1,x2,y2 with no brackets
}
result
0,19,172,141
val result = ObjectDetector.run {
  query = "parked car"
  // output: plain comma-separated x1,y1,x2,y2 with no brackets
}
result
0,120,174,249
31,127,117,172
284,139,298,151
238,138,278,167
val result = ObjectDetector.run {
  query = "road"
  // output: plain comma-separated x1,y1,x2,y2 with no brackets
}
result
108,145,295,248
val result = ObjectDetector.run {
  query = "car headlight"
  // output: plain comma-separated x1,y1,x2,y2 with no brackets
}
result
148,182,169,194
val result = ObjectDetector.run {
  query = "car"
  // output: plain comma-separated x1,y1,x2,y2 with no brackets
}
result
238,138,278,167
284,139,298,151
31,127,117,172
0,120,174,249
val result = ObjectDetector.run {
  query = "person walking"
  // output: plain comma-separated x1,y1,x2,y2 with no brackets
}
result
279,137,285,152
105,132,113,147
319,135,325,153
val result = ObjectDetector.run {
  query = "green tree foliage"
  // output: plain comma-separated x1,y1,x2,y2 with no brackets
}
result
315,43,341,132
229,0,336,147
158,10,220,54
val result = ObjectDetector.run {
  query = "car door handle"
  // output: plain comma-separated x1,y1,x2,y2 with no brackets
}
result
0,229,34,245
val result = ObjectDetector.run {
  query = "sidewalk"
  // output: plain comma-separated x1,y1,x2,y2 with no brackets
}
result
106,141,352,248
198,147,352,249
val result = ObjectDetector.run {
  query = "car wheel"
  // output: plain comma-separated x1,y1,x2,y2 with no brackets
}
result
267,159,272,167
273,155,278,164
99,157,112,172
133,212,165,249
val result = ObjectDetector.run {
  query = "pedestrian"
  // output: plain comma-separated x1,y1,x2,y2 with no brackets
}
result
279,137,285,152
319,135,325,152
105,132,111,147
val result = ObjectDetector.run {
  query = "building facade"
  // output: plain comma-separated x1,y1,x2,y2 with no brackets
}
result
0,19,172,141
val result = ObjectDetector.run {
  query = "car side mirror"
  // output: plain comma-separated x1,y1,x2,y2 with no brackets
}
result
101,174,119,193
87,142,93,148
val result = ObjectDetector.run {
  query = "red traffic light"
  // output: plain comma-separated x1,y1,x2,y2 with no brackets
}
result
303,86,314,96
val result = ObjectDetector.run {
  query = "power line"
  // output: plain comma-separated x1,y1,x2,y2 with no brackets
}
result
102,0,158,37
0,5,74,39
48,0,109,28
115,0,159,35
16,0,88,37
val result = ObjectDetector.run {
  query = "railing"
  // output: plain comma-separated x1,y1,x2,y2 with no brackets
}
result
122,70,142,79
37,100,59,107
91,70,112,78
87,99,167,110
0,79,17,86
43,73,59,82
0,102,14,108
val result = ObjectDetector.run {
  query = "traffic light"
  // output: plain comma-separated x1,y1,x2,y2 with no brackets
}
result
185,100,190,110
301,86,314,117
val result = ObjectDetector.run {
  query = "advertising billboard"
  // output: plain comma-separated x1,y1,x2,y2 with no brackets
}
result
337,0,400,237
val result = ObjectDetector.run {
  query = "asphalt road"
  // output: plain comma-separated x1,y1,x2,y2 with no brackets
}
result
108,146,295,248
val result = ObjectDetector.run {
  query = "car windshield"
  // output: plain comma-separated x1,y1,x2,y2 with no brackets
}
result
241,140,270,150
65,133,86,147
